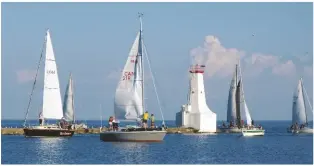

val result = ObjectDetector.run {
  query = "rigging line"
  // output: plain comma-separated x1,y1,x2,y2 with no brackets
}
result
142,42,166,126
23,32,47,127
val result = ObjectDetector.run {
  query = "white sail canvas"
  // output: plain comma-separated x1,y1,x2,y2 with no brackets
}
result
292,79,307,125
114,32,144,120
227,65,237,123
42,30,63,120
238,61,252,126
243,101,252,126
63,74,74,122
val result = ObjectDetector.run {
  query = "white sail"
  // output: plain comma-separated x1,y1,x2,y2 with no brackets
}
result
63,73,74,122
42,30,63,120
243,101,252,126
292,79,307,125
114,32,144,120
227,65,237,123
238,61,252,126
302,80,313,113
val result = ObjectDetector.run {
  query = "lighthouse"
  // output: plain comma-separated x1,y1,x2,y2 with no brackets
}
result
176,64,217,132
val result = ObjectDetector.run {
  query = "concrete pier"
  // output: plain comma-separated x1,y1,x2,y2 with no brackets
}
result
2,127,224,135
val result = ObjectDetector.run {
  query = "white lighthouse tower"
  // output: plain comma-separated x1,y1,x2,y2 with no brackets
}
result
176,64,217,132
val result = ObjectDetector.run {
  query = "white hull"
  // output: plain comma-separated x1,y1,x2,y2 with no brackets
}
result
100,130,166,142
241,128,265,136
287,127,313,134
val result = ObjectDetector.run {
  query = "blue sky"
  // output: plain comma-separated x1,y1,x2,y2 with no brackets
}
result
2,2,313,120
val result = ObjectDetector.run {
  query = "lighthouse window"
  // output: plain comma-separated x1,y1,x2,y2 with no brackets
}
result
192,91,194,93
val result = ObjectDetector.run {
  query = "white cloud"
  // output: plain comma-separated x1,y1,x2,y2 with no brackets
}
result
16,69,37,83
191,35,298,78
190,35,245,78
272,60,296,76
304,66,313,78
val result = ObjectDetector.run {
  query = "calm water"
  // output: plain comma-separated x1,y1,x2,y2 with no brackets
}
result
1,120,313,164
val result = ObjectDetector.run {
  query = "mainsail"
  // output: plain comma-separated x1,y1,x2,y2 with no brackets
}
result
42,30,63,120
227,65,238,123
235,80,242,128
63,73,75,123
292,79,307,125
114,30,144,120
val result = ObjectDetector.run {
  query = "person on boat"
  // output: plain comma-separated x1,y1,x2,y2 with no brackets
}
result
108,116,113,131
150,114,155,128
39,112,44,126
112,117,117,131
295,122,299,130
222,122,226,128
142,111,149,128
229,121,233,128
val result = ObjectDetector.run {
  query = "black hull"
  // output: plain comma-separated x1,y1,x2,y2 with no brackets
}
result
23,128,74,137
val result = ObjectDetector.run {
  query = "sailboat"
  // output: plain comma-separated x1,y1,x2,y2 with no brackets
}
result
220,64,242,133
63,73,78,129
99,14,167,142
23,29,74,137
237,62,265,136
287,78,313,134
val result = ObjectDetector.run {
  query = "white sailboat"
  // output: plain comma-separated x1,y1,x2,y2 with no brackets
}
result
237,61,265,136
287,78,313,134
63,73,75,124
100,14,167,142
23,29,74,137
220,64,242,133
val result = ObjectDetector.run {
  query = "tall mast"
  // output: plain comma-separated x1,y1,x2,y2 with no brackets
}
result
139,12,145,114
235,63,238,123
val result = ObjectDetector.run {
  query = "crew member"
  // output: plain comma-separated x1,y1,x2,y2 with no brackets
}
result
150,114,155,128
143,111,149,128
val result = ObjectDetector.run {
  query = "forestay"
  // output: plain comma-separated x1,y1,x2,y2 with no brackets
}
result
63,74,75,122
42,30,63,119
114,32,144,120
292,79,307,125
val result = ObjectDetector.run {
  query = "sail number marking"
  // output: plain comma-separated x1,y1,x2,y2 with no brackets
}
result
122,71,134,80
46,70,56,74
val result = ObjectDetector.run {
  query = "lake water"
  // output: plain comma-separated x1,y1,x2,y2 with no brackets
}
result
1,120,313,164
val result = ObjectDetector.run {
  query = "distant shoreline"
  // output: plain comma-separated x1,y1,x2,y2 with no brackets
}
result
1,119,296,121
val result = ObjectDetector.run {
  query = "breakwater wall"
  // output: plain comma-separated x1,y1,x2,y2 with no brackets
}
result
1,127,223,135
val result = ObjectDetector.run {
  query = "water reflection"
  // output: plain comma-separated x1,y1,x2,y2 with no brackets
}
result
34,138,65,164
111,142,149,164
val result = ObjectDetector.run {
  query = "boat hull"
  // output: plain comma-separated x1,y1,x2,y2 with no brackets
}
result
241,129,265,136
219,127,242,133
287,127,313,134
23,128,74,137
100,130,166,142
